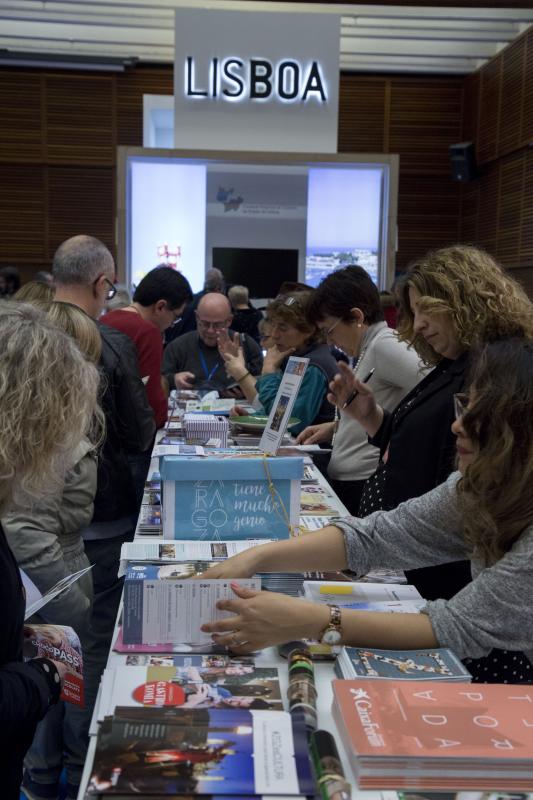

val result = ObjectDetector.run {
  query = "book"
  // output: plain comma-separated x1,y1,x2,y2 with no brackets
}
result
87,707,315,796
334,647,472,682
23,623,84,705
96,663,283,720
332,679,533,790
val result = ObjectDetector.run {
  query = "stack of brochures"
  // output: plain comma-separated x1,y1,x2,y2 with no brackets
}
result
334,646,472,682
183,412,229,446
332,679,533,791
302,580,425,614
87,707,315,797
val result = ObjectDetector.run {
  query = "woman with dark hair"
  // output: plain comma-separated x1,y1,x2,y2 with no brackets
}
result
331,246,533,599
296,266,423,512
200,338,533,684
221,291,338,434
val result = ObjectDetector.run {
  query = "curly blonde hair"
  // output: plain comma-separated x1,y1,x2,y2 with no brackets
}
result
397,245,533,366
457,339,533,564
0,301,100,514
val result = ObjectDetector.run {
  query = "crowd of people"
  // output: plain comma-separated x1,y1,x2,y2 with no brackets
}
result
2,237,533,799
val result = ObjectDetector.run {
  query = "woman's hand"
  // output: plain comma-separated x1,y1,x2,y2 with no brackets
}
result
262,345,294,375
217,329,240,359
201,584,329,654
296,421,335,445
327,362,383,436
197,548,261,580
219,339,247,382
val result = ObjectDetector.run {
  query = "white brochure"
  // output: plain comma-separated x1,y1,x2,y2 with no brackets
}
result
119,538,270,577
259,356,309,454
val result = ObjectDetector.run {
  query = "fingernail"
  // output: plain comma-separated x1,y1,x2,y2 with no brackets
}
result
230,581,240,590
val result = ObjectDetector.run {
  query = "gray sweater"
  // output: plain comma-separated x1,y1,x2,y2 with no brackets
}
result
333,472,533,663
328,322,424,481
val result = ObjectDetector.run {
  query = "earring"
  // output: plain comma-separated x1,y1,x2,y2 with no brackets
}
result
357,323,362,328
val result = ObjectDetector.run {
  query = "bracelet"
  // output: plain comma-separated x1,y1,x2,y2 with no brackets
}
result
237,371,251,382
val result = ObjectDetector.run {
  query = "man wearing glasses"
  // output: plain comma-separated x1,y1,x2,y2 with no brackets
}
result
162,292,263,396
53,235,156,754
102,266,192,430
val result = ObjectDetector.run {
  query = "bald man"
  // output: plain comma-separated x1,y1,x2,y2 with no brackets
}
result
162,292,263,394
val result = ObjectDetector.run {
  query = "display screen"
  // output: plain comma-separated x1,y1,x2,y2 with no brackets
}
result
213,247,298,297
125,154,391,296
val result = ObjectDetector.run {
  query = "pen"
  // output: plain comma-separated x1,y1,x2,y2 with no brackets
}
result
310,729,351,800
341,367,375,411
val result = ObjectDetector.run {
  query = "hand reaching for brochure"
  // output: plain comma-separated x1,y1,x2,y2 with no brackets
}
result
196,550,258,580
174,371,196,390
327,362,383,434
201,584,328,654
262,345,295,375
296,421,335,446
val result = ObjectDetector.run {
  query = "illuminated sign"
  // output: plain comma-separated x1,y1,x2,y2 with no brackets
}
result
184,57,328,103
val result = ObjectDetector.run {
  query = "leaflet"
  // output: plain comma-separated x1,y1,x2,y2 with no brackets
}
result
119,539,270,577
23,623,84,705
24,565,93,619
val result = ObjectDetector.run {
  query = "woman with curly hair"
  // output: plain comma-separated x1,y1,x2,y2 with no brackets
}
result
221,291,338,434
0,301,100,797
200,338,533,684
329,246,533,600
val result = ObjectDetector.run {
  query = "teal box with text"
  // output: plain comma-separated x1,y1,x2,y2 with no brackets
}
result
160,456,303,541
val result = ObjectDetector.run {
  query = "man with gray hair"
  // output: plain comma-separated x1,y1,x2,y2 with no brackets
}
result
53,235,155,784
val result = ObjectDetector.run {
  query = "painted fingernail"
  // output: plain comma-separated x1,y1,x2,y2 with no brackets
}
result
230,581,240,589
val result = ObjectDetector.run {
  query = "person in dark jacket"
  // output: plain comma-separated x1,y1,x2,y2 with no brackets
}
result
227,284,263,343
0,301,101,799
52,235,156,764
328,245,533,600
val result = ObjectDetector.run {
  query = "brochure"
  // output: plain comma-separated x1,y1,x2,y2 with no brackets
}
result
259,356,309,454
97,663,283,720
119,539,270,577
23,623,84,705
87,708,314,796
24,565,93,620
335,646,472,681
122,567,261,645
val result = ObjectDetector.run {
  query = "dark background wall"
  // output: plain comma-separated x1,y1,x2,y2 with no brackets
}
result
1,23,532,289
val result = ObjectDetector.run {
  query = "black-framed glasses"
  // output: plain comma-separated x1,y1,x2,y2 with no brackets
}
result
94,275,117,300
167,305,182,326
453,392,470,420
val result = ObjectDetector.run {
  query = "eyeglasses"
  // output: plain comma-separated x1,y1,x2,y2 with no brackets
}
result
166,305,182,326
324,318,342,338
453,393,470,420
196,317,229,331
94,275,116,300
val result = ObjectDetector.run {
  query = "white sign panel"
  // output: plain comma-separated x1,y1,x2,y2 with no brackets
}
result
174,7,340,152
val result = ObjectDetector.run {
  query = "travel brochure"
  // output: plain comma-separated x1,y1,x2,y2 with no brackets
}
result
118,540,271,578
334,646,472,682
23,623,84,705
122,568,261,646
87,707,315,796
259,356,309,454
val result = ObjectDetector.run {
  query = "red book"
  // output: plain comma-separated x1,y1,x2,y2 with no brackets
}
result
332,679,533,791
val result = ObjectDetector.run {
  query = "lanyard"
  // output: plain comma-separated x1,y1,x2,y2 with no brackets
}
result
198,349,220,381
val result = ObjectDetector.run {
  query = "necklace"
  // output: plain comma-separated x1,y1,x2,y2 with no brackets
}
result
331,339,369,446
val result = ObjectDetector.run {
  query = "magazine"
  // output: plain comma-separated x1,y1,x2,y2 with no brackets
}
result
23,623,84,705
97,664,283,720
87,708,314,796
334,646,472,682
302,581,422,605
332,679,533,790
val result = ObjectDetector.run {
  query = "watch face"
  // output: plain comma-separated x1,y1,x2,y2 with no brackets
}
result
322,628,342,646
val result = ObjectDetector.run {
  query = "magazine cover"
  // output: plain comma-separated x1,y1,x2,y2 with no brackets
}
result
335,647,472,681
98,665,283,720
23,623,84,705
87,708,314,796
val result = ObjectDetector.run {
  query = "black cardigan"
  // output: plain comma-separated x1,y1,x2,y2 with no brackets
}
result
0,523,55,798
366,352,471,600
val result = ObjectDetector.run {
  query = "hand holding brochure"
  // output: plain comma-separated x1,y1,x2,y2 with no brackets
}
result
24,565,93,620
119,539,271,577
23,623,84,705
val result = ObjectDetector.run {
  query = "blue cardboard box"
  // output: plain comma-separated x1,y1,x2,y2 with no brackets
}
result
160,455,303,541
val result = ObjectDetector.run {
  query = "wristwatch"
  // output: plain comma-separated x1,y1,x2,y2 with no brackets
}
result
319,604,343,645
